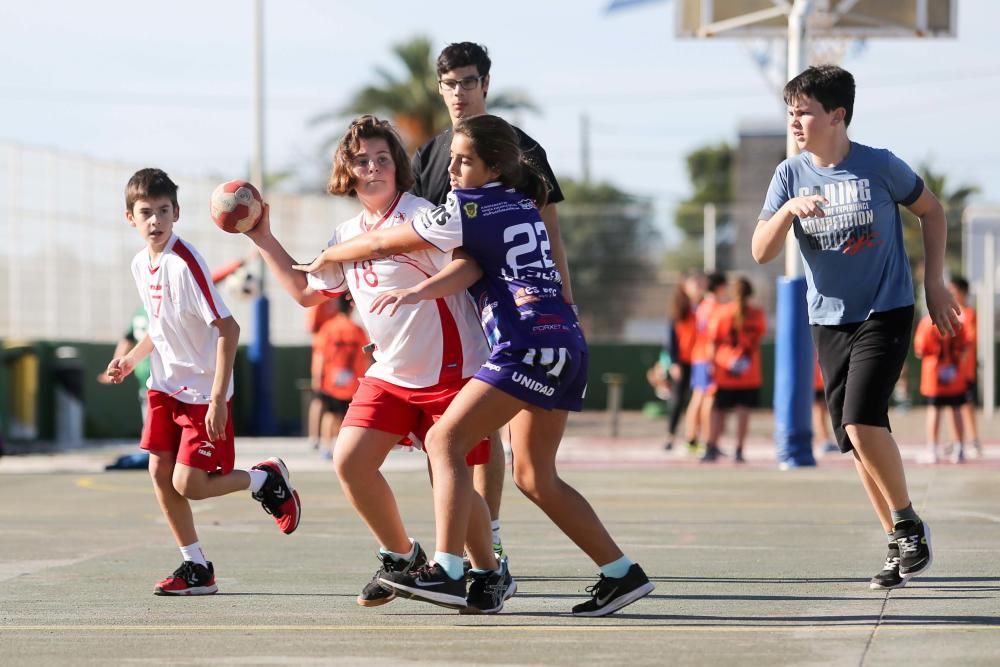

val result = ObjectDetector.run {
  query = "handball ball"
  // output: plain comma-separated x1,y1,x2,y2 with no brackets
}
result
210,180,263,234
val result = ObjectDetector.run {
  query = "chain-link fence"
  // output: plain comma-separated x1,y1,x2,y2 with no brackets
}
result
0,142,357,346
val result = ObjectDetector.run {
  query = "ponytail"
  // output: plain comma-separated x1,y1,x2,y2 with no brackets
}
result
455,114,550,207
733,276,753,330
517,154,550,209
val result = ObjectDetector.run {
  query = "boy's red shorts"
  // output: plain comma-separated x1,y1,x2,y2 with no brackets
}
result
141,389,235,474
343,376,491,466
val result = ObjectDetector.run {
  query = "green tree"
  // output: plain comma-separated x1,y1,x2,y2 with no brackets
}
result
559,179,658,338
900,164,979,280
674,143,733,239
313,35,537,154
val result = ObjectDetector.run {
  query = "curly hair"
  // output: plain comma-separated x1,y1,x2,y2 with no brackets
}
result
327,115,414,197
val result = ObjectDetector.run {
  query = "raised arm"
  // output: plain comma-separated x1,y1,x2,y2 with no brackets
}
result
244,205,328,307
751,195,827,264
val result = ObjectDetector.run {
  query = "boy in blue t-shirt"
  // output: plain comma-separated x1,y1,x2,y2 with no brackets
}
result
752,65,961,590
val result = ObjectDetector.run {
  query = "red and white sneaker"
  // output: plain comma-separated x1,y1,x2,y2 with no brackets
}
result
154,561,217,596
251,457,301,534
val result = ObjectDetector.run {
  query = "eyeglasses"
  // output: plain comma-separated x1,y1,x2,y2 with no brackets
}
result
351,155,394,171
438,75,484,92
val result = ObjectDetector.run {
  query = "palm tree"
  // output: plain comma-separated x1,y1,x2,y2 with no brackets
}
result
312,35,537,154
901,164,979,280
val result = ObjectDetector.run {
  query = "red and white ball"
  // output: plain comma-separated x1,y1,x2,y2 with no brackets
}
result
210,180,263,234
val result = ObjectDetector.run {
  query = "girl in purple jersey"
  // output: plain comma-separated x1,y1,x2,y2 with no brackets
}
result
294,114,653,617
246,116,507,614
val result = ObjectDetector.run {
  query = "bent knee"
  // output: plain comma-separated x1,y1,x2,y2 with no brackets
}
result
512,467,558,500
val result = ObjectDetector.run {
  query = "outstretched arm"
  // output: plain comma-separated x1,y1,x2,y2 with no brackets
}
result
293,223,434,274
370,250,483,316
244,204,328,307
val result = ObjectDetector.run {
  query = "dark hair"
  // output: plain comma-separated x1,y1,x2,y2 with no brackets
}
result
436,42,492,78
732,276,754,329
327,115,414,197
336,294,352,314
950,275,969,295
454,114,550,208
126,168,179,211
783,64,855,127
706,272,727,293
668,283,693,323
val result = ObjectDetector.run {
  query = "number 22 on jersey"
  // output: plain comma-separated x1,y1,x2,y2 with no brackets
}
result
504,221,552,279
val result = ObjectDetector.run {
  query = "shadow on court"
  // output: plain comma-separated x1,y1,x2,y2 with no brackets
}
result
1,437,998,666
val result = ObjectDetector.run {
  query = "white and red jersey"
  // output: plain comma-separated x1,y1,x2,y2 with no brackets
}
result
306,191,489,389
130,233,233,404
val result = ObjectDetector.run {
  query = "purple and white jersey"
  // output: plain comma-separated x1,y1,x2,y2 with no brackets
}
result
413,183,586,354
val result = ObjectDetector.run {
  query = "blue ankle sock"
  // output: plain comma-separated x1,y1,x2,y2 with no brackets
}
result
599,555,635,579
434,551,464,580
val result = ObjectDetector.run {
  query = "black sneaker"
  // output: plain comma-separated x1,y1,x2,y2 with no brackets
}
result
869,542,907,590
893,520,933,578
699,445,722,463
462,559,517,615
379,562,467,610
251,457,301,535
571,563,655,617
357,542,427,607
154,560,217,596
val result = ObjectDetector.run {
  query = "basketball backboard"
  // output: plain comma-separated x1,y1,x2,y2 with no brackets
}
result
676,0,956,39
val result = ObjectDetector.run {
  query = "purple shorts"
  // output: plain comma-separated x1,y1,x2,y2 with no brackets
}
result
474,347,588,411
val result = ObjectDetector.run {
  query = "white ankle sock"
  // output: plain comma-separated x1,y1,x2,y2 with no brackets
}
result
180,542,207,567
248,469,269,494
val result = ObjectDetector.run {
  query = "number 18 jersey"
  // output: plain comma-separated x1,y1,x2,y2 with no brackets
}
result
306,191,489,389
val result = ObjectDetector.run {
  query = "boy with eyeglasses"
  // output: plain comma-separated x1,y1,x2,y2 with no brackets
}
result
411,42,575,566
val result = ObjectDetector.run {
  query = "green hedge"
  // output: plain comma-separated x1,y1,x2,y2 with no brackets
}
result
0,339,995,441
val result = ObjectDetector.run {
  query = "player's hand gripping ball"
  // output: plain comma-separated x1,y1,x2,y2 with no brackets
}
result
210,180,263,234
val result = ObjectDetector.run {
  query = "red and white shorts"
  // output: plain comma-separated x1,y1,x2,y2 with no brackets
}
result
141,389,236,474
344,376,491,466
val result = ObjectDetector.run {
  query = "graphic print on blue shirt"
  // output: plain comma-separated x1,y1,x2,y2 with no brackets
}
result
413,184,586,353
759,142,923,325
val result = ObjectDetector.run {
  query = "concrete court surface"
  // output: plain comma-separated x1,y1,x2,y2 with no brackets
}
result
1,410,998,666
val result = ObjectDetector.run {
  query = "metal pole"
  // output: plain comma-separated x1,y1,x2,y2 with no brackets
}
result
784,0,811,277
703,202,717,271
249,0,274,435
772,0,816,468
580,113,591,185
982,230,996,419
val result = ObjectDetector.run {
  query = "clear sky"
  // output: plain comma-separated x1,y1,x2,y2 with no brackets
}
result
2,0,998,232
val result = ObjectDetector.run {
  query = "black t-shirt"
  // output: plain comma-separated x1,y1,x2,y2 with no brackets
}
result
410,126,564,207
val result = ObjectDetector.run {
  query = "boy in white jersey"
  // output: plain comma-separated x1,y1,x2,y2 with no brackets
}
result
106,168,301,596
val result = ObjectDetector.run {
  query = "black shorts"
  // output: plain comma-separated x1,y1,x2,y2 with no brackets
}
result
925,393,966,407
812,305,913,453
714,388,759,410
965,379,979,406
314,390,351,416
